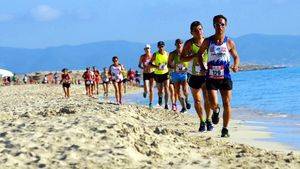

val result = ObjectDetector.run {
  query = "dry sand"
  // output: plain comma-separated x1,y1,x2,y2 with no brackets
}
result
0,84,299,169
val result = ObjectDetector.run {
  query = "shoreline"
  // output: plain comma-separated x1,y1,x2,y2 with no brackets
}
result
0,85,299,168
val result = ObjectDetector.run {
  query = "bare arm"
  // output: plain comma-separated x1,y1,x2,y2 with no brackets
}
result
138,56,143,69
149,53,159,68
180,40,194,62
227,39,240,72
168,51,175,69
197,39,210,70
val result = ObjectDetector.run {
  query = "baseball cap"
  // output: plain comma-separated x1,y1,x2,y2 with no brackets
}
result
144,44,151,49
175,39,183,44
157,41,165,47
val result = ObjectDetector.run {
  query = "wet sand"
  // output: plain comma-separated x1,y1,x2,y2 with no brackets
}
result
0,84,299,168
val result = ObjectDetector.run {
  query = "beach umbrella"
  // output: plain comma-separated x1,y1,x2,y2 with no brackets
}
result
0,69,13,77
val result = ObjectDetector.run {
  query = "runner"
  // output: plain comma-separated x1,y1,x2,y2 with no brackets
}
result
197,15,240,137
181,21,212,132
92,66,101,95
23,74,28,84
90,69,95,95
138,44,155,109
168,63,176,111
150,41,170,109
101,67,110,98
82,67,93,97
168,39,190,113
60,68,71,98
109,56,125,104
127,68,135,85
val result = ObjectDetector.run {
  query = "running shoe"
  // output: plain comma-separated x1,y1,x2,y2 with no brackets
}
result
164,104,169,110
206,120,213,131
185,99,191,110
149,103,153,109
172,104,177,111
158,96,163,106
198,122,206,132
212,105,220,124
221,127,230,137
180,108,187,113
143,92,147,98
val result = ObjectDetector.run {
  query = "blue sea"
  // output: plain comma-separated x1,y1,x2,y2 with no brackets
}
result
101,66,300,150
232,66,300,150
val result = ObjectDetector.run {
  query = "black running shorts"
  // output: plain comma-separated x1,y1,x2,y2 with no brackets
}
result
62,83,71,88
206,78,233,90
154,73,169,83
143,72,154,81
187,73,206,89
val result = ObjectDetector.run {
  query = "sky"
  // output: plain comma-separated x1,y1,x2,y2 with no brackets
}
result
0,0,299,48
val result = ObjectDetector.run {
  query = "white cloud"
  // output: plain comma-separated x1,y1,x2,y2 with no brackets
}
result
30,5,61,22
0,14,14,22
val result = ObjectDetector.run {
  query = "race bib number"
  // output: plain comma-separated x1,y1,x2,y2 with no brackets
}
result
195,66,201,73
159,64,166,70
176,64,186,71
209,66,224,79
144,60,150,66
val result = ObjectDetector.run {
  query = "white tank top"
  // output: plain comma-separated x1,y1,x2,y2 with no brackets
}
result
207,36,231,79
110,64,124,82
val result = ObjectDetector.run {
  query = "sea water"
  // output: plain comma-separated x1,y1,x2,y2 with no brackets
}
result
101,66,300,150
232,66,300,150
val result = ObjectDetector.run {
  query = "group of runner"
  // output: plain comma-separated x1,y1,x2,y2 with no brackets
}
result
61,14,240,137
139,15,240,137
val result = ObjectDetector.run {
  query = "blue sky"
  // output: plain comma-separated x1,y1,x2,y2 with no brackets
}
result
0,0,299,48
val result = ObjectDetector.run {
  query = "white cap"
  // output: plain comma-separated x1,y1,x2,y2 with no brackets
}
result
144,44,151,49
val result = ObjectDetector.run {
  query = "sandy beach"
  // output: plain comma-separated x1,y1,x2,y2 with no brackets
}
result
0,84,299,168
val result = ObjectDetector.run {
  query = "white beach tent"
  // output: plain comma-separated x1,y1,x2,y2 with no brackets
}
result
0,68,13,77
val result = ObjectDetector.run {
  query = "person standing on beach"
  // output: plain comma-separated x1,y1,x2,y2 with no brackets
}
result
181,21,212,132
138,44,155,109
82,67,93,97
109,56,125,104
101,67,110,98
168,39,190,113
197,15,240,137
60,68,71,98
150,41,170,109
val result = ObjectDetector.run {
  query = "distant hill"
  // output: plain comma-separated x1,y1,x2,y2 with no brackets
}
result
0,34,299,73
234,34,300,66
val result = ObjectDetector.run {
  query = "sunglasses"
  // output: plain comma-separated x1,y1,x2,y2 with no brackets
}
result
113,59,118,62
214,23,226,27
158,45,164,48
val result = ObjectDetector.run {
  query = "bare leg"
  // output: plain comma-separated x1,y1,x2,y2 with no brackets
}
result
143,80,148,94
113,82,119,103
220,90,232,128
163,79,170,106
96,83,99,95
191,88,205,122
149,78,154,104
63,87,67,98
202,84,211,121
67,87,70,98
118,82,123,104
169,83,175,105
208,90,219,111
